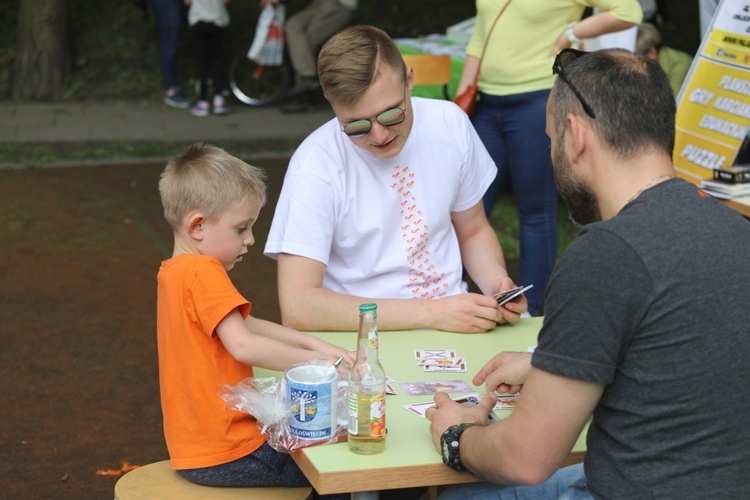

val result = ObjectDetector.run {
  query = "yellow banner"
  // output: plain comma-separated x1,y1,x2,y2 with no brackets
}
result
674,58,750,184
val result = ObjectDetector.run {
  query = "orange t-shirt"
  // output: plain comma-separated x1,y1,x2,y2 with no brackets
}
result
156,254,266,469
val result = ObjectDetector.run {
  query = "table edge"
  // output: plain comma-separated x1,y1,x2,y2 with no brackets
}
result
292,449,585,494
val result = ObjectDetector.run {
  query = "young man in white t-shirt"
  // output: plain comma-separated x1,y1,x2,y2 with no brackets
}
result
264,25,526,333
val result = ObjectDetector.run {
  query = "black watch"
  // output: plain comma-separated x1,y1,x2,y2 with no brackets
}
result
440,423,475,471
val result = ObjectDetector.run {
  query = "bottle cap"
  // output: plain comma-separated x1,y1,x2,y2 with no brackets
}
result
359,303,377,312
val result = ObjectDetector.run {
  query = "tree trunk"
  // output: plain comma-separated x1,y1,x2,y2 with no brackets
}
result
11,0,69,100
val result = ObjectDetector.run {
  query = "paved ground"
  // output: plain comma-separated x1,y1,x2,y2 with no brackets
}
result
0,98,333,500
0,99,334,145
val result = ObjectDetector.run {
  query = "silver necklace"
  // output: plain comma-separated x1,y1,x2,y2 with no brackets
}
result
626,174,674,205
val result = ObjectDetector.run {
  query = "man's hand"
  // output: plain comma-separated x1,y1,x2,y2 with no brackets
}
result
425,392,496,451
473,351,533,395
430,293,506,333
493,276,528,325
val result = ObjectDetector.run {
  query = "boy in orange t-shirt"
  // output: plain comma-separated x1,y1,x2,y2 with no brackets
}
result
157,143,354,487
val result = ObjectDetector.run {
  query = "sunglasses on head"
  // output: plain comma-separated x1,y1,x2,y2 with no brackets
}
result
553,48,596,119
340,85,408,138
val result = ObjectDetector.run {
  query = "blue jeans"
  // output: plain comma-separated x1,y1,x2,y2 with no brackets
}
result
439,463,591,500
473,90,559,316
176,442,310,487
149,0,186,90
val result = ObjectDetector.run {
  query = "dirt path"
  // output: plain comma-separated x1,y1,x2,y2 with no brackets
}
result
0,159,286,499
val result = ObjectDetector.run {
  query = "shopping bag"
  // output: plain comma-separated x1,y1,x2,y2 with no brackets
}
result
248,4,286,66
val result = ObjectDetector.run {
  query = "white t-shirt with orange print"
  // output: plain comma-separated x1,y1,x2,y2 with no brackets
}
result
265,97,497,300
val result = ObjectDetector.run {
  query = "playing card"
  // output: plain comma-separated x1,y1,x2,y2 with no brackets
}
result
403,393,504,421
386,376,397,395
494,394,521,409
424,361,467,373
399,379,473,396
402,401,435,418
414,349,457,360
418,356,465,367
493,284,534,306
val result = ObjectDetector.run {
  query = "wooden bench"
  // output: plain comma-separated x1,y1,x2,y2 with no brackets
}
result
114,460,313,500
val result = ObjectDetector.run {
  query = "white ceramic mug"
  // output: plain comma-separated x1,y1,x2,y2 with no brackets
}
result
285,364,347,441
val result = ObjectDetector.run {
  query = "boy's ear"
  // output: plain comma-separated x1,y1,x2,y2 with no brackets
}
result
188,214,206,241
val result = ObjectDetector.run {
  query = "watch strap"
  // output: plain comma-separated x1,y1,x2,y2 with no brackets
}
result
565,22,583,44
441,423,475,471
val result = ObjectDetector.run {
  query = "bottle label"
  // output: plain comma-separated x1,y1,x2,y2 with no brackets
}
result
348,391,386,437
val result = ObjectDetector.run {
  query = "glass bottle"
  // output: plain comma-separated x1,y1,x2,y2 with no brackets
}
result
347,303,386,454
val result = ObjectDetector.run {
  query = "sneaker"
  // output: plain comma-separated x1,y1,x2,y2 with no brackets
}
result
191,100,210,117
164,87,190,109
212,95,229,115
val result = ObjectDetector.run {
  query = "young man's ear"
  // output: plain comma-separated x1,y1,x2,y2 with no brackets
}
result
188,214,206,241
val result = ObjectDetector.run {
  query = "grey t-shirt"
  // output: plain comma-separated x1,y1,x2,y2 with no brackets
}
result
533,178,750,498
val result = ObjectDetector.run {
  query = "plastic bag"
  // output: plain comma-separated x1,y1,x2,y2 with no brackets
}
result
247,4,285,66
220,359,348,452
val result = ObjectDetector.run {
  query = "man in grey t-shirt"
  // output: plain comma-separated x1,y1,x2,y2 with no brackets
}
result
425,48,750,498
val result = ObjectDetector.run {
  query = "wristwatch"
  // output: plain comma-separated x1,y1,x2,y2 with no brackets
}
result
440,423,475,471
565,22,583,44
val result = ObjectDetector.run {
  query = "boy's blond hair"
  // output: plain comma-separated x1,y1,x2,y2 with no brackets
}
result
318,25,406,106
159,143,267,230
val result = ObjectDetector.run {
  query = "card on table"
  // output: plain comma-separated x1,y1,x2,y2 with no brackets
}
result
423,361,467,373
386,376,397,395
399,379,473,396
403,393,518,420
414,349,457,360
418,356,465,367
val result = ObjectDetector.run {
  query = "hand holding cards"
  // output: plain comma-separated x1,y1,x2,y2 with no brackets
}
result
493,284,534,306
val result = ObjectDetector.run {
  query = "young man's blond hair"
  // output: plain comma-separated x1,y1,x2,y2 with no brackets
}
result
317,25,406,106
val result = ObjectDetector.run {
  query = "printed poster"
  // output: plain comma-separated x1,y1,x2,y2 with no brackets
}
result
674,0,750,184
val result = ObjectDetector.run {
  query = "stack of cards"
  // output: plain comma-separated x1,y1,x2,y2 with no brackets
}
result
492,284,534,306
414,349,467,373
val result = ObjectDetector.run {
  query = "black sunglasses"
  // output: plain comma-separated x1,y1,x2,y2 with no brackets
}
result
552,48,596,119
340,85,408,138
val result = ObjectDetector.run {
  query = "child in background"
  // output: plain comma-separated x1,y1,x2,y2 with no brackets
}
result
186,0,231,116
157,143,354,486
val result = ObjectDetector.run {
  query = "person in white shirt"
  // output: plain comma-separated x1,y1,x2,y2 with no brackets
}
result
264,25,527,333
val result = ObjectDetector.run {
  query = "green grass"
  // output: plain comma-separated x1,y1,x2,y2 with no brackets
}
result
488,191,580,263
0,140,289,169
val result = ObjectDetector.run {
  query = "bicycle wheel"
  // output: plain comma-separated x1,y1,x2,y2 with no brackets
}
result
229,44,292,106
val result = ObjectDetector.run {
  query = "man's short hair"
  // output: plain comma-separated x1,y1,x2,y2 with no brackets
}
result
635,22,662,55
317,25,406,106
159,142,267,229
552,49,676,159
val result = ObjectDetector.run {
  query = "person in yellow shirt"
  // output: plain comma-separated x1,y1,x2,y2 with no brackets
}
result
456,0,642,316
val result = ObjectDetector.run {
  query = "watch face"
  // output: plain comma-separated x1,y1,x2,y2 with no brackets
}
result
441,436,452,462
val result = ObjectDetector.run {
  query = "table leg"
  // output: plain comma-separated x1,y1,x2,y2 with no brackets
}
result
351,491,379,500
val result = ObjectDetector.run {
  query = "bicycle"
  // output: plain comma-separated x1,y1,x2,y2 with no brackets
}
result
228,33,293,106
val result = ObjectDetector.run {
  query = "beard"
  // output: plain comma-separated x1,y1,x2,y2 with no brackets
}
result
553,138,602,227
